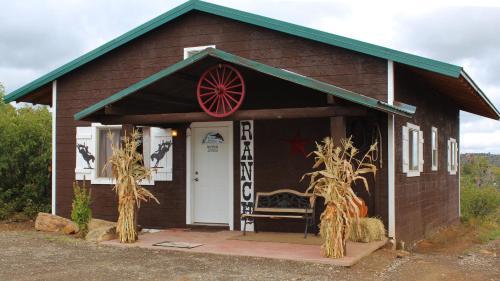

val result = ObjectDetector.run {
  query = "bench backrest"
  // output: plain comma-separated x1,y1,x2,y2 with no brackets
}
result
254,189,314,214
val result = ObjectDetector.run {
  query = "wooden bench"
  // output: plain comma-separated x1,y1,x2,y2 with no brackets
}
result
241,189,316,238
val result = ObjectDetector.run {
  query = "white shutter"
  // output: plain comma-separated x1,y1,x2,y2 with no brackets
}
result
75,127,96,180
448,140,451,172
402,126,409,173
418,130,424,172
150,127,173,181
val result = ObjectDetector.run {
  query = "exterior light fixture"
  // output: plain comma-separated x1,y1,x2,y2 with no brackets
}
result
171,129,178,137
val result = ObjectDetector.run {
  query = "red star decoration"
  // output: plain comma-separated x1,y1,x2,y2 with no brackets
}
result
285,133,309,157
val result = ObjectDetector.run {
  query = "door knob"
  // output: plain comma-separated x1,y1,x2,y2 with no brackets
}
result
194,177,199,182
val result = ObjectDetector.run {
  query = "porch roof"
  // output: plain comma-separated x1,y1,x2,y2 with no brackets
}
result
74,48,415,121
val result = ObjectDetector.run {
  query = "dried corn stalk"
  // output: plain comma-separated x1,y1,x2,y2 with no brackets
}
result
105,130,159,243
302,137,377,258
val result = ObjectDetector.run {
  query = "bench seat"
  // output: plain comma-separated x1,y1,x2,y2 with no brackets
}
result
241,188,316,238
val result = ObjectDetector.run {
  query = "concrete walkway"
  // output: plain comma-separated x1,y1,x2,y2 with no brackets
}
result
103,229,387,266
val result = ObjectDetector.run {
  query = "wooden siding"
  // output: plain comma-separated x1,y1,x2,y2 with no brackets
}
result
55,11,387,227
394,64,460,243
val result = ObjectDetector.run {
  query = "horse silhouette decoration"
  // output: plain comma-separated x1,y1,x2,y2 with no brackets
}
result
151,140,172,168
77,143,95,169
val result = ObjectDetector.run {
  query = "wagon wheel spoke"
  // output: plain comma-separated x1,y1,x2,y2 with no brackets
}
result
220,67,226,86
208,71,218,87
202,78,217,88
199,91,217,97
223,68,233,85
208,95,219,112
202,93,218,105
225,83,242,90
226,90,243,95
224,93,239,104
221,94,233,113
225,75,239,88
216,67,222,85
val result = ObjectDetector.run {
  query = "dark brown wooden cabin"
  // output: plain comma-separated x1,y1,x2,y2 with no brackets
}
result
5,0,499,245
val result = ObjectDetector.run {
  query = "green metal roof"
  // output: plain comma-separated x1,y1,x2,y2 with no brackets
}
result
74,48,416,121
5,0,463,103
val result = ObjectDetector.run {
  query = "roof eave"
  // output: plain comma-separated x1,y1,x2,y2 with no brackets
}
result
460,70,500,120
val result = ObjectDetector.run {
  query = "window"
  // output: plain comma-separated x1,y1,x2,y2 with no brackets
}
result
183,45,216,59
448,138,458,175
402,123,423,177
409,128,419,171
431,127,438,171
97,127,121,178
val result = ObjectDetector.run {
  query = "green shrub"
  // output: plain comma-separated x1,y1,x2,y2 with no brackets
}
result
71,180,92,236
0,199,15,221
461,186,500,221
1,88,51,218
22,199,50,219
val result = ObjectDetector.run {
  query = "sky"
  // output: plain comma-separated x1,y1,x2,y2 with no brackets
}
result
1,0,499,153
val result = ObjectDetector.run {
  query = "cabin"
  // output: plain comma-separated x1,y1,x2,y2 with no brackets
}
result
5,0,499,245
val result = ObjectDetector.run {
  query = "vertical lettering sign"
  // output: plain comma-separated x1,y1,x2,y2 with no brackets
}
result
240,120,254,231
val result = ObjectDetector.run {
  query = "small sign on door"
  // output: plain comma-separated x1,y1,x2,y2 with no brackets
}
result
202,132,224,152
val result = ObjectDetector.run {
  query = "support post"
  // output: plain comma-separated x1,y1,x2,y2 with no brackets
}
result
330,116,346,146
51,80,57,215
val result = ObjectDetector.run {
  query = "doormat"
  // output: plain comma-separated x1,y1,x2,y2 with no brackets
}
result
152,241,203,249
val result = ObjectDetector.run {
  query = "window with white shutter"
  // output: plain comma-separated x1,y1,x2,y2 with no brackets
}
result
448,138,458,175
75,124,174,184
402,122,423,177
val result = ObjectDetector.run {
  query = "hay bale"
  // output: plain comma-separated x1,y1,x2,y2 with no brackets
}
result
349,217,385,243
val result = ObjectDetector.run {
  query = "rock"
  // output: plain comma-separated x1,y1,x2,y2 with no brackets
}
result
85,226,117,242
385,238,397,250
88,218,117,232
396,250,410,258
35,212,73,232
63,222,79,235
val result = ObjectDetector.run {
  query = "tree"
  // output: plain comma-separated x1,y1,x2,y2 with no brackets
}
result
0,83,52,218
461,155,495,188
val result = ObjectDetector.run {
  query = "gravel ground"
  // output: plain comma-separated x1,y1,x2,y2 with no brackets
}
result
0,223,498,281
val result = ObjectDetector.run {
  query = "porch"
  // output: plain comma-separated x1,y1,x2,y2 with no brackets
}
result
102,229,387,266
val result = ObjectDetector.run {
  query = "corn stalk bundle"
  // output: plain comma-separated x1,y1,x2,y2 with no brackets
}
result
302,137,377,258
105,130,159,243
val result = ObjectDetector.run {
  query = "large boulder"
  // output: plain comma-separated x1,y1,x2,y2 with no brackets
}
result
88,218,117,232
63,222,79,235
85,226,117,242
35,212,74,233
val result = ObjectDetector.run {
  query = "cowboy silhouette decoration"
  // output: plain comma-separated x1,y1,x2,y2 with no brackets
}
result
151,140,172,168
76,143,95,169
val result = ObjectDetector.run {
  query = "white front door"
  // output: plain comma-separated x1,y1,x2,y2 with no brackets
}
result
191,122,232,225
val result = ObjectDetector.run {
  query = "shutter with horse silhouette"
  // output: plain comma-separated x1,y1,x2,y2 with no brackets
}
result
75,126,96,180
150,127,173,181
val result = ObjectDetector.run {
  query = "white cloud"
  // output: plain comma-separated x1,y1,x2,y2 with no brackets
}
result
1,0,499,153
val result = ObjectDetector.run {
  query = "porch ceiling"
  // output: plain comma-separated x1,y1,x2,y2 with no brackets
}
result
74,48,416,122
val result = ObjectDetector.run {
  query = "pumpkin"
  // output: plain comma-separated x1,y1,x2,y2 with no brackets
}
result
348,197,368,217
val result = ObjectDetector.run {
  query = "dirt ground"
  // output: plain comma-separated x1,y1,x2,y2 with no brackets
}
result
0,221,498,281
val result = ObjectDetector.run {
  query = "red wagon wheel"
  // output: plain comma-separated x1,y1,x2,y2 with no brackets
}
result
197,64,245,118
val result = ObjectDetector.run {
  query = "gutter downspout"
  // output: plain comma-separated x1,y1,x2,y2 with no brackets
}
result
387,61,396,240
51,80,57,215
